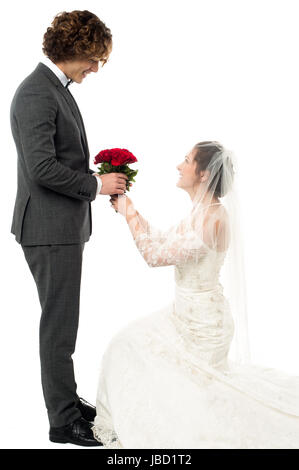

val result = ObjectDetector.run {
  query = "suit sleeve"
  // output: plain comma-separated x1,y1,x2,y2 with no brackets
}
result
14,86,97,202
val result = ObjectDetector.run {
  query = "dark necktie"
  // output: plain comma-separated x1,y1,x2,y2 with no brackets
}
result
65,79,73,88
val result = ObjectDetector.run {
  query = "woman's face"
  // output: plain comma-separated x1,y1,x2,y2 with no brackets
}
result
176,148,199,190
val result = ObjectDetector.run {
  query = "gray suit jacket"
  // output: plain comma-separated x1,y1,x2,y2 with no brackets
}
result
10,62,98,245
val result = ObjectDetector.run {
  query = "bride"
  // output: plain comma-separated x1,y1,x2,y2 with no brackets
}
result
92,141,299,449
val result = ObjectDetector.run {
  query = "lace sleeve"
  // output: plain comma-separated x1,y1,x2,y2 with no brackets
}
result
133,223,208,268
123,200,227,268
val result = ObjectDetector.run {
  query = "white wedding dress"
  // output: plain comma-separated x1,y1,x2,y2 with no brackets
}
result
92,206,299,449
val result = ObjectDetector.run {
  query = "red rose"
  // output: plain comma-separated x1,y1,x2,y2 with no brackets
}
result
94,148,137,166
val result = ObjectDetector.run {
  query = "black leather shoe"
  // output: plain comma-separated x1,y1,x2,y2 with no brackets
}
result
49,417,103,447
76,397,96,422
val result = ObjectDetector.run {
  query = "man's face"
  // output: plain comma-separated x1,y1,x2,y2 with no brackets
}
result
61,57,103,84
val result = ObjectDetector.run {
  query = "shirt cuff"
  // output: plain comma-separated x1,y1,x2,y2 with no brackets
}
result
93,174,102,195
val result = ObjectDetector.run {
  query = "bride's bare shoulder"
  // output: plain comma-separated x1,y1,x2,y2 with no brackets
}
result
203,203,229,224
203,205,230,251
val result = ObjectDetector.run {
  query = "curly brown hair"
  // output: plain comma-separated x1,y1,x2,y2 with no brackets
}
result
42,10,112,64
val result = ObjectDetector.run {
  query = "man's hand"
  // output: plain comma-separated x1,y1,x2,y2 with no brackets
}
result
96,173,128,195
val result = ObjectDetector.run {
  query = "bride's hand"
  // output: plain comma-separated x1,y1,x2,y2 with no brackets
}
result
110,194,133,216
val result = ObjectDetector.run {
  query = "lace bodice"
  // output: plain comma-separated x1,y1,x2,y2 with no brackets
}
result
174,248,226,291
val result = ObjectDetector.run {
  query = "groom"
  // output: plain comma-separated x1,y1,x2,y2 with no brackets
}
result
10,10,128,446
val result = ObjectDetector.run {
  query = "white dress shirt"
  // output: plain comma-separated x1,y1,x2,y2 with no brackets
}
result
40,56,102,195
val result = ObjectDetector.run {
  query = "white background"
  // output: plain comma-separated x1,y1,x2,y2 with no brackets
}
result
1,0,299,449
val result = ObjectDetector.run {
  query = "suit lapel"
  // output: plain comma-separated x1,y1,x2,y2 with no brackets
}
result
65,88,90,158
56,86,89,157
36,62,90,160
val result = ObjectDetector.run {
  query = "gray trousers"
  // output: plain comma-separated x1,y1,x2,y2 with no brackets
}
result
21,243,85,428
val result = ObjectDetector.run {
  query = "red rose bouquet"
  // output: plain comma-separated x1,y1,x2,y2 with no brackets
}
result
94,148,138,191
